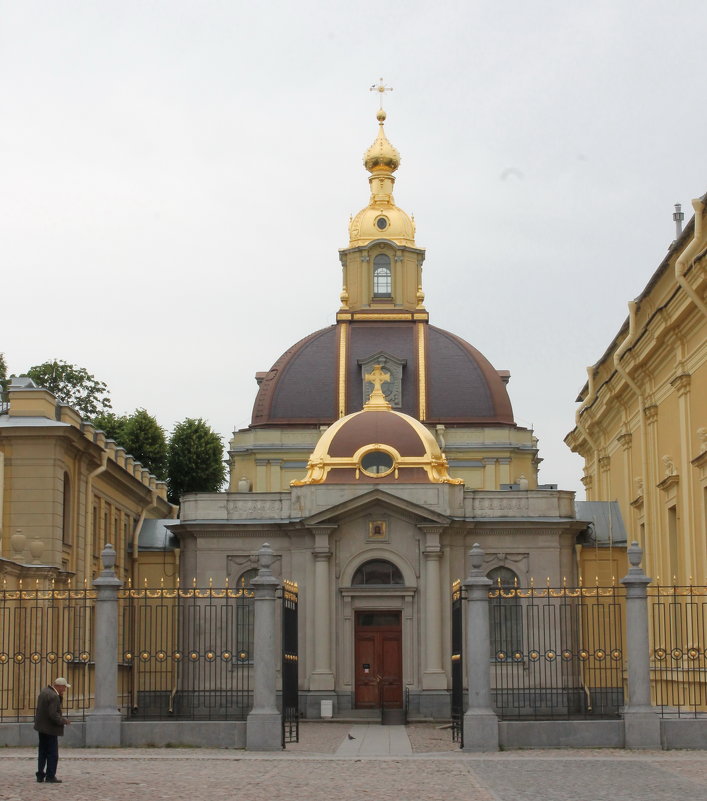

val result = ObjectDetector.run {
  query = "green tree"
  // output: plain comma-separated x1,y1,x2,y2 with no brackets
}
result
0,352,8,400
122,409,168,481
92,411,128,442
26,360,111,418
167,418,226,504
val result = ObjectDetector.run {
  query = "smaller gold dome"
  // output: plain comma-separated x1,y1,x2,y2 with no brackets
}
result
291,365,462,487
348,203,415,247
364,111,401,174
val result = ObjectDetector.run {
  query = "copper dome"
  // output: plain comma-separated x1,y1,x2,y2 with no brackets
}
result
250,322,514,428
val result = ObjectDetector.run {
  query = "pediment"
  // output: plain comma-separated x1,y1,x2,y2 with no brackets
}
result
303,487,450,527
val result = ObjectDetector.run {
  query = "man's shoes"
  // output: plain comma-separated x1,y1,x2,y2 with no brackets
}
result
36,774,44,783
45,777,62,783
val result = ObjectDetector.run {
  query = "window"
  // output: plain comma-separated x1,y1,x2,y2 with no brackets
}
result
61,472,71,545
352,559,404,586
360,449,394,477
488,567,522,659
373,254,392,296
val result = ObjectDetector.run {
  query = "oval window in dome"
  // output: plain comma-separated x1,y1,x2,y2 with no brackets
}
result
375,216,388,230
360,450,394,477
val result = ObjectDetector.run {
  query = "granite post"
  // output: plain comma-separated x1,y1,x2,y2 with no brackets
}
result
85,544,122,747
246,542,282,750
462,543,499,751
620,541,661,748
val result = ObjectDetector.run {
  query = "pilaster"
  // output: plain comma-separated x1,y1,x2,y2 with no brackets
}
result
309,525,336,691
419,525,446,690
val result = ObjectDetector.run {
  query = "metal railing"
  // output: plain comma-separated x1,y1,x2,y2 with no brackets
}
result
118,585,254,720
489,584,625,720
0,586,96,722
649,584,707,718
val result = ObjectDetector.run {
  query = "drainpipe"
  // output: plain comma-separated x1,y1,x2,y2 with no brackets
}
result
84,453,109,584
675,198,706,318
613,302,653,557
575,365,600,499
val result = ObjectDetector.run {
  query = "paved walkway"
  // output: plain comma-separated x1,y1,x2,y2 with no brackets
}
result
2,724,706,801
334,724,412,755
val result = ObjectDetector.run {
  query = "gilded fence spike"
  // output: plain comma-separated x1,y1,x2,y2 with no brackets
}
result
128,577,132,589
673,575,677,586
176,576,180,588
546,576,551,587
192,577,197,588
562,576,567,587
611,575,616,586
579,575,583,587
595,575,599,586
160,576,165,587
530,576,535,588
209,577,213,588
225,576,229,587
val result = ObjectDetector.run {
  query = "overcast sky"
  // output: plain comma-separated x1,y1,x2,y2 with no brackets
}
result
2,1,705,496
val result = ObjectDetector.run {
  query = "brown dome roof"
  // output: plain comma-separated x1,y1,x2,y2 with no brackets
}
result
250,322,514,427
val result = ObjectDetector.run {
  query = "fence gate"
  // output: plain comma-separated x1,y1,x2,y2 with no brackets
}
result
451,579,464,747
281,579,299,745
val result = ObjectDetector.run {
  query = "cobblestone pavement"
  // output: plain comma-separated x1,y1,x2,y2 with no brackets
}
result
2,725,706,801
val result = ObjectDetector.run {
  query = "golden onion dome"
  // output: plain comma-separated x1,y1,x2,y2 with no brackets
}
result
348,108,416,247
363,109,400,173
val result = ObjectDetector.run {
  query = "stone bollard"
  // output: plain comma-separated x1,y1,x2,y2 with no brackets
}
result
86,544,123,747
620,541,661,748
462,543,499,751
246,542,282,750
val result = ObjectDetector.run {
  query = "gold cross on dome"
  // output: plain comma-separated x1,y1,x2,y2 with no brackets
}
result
365,364,391,393
370,78,393,108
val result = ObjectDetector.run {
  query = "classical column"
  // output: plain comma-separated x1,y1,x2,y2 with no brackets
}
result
462,543,498,751
246,543,282,750
620,541,661,748
86,544,122,747
420,526,446,690
310,526,336,692
482,458,496,490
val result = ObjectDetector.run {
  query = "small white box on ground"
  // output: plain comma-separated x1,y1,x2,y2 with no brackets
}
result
320,700,333,718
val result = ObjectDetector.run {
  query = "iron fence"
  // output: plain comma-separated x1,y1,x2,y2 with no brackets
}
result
0,585,95,722
118,585,254,720
281,579,299,744
490,584,625,720
450,579,464,746
649,584,707,718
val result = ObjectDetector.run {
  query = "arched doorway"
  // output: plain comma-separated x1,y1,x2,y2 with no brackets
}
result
352,560,404,709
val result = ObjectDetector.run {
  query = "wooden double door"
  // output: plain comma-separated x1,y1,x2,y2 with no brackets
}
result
354,611,403,709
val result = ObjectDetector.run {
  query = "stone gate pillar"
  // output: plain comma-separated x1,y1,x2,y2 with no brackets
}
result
620,541,661,748
246,542,282,750
462,543,498,751
86,544,122,747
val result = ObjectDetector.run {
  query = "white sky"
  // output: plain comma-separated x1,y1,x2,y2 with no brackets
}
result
2,1,706,496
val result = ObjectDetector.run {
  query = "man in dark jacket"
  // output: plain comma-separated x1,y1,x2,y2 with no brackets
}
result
34,677,71,783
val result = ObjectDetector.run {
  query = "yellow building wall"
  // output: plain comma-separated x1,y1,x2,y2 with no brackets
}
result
566,195,707,584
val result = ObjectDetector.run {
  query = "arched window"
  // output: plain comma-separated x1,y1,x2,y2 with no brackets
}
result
373,254,392,297
235,569,257,661
488,567,522,659
352,559,403,586
62,472,71,545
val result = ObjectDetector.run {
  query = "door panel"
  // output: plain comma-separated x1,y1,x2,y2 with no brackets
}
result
354,612,402,709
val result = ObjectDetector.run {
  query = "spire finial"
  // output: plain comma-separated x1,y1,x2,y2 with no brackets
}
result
370,78,393,111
